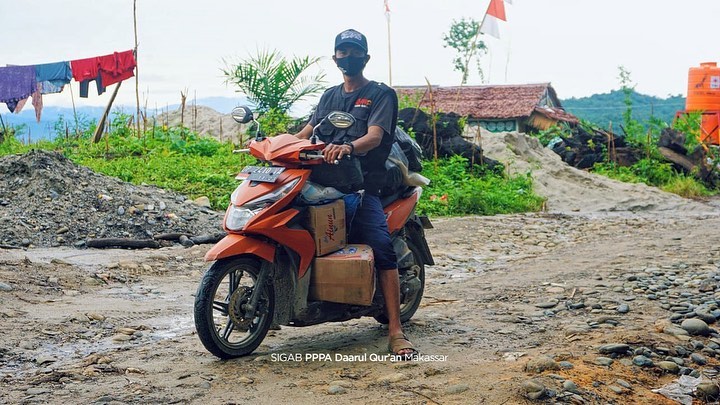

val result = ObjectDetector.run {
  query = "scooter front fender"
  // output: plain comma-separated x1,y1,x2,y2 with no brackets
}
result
204,233,276,263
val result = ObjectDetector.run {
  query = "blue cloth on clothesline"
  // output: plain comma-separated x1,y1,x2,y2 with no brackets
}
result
35,61,72,94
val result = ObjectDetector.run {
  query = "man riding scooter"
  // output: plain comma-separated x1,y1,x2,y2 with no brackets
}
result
294,28,417,358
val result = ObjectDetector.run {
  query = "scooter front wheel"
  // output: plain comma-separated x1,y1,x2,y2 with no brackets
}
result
194,257,274,359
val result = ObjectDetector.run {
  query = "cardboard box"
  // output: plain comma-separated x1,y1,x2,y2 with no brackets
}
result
305,199,346,256
309,244,375,306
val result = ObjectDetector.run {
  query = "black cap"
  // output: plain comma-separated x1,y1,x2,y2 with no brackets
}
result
334,29,368,53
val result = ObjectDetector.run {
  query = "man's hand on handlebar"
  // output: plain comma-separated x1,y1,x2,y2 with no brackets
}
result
323,143,352,164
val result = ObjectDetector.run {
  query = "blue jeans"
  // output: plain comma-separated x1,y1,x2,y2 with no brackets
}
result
348,194,397,271
79,73,105,98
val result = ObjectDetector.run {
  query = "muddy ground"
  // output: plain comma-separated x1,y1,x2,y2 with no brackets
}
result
2,207,720,404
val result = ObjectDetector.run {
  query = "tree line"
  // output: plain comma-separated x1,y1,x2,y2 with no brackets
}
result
561,90,686,134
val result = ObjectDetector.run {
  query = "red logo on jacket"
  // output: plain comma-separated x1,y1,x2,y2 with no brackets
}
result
355,98,372,108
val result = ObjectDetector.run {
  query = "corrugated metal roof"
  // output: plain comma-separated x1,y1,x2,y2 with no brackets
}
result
396,83,569,120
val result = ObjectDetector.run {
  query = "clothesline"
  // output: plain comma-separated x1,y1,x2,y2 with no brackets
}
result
0,49,136,123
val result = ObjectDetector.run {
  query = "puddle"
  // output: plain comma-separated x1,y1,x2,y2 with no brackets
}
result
0,315,195,379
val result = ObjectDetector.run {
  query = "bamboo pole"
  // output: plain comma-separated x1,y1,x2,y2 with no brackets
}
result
0,114,6,143
425,77,438,167
143,91,148,135
69,83,81,136
92,82,123,143
385,7,392,86
606,121,612,164
180,90,187,140
133,0,141,138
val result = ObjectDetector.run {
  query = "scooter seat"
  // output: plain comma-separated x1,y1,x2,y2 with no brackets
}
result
380,186,414,207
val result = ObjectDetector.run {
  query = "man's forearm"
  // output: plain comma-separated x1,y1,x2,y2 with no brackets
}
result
350,125,383,154
295,124,314,139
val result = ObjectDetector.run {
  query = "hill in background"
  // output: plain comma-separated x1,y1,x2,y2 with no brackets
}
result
561,90,686,134
2,91,689,141
1,96,246,142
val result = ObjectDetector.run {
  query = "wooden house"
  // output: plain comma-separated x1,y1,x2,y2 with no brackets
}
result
395,83,579,133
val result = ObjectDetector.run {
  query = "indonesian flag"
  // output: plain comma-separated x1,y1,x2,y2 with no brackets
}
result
480,0,507,38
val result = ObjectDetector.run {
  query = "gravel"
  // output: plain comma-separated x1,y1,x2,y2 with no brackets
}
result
0,150,223,248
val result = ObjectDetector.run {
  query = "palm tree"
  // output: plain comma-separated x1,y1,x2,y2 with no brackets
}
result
223,49,326,114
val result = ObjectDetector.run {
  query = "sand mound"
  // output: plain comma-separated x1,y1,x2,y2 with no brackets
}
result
157,105,248,142
481,131,713,213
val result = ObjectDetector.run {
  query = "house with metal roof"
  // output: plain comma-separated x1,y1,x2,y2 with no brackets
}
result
395,83,578,133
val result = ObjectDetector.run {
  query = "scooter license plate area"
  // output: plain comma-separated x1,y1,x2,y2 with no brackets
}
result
241,166,285,182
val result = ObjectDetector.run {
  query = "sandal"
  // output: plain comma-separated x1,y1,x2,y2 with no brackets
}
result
388,333,418,360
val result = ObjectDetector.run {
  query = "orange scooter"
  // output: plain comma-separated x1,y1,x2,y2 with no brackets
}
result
193,107,434,358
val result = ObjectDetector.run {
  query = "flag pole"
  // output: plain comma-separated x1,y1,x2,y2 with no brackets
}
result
505,38,511,83
385,1,392,86
462,0,491,86
133,0,141,138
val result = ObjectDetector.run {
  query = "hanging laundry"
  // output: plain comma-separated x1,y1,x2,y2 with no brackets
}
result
12,97,29,114
32,82,43,122
71,56,105,98
70,56,99,82
10,83,43,121
0,66,37,113
79,72,106,98
98,50,136,87
35,61,72,94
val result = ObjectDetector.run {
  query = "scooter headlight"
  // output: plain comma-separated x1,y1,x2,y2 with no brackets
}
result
225,178,300,231
225,205,262,231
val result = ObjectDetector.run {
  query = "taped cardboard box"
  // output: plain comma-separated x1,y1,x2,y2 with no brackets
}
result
309,244,375,306
305,199,346,256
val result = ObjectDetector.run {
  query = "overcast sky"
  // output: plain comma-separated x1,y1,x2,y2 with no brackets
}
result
2,0,719,114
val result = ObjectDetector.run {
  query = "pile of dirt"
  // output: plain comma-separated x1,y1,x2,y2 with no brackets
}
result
0,150,224,248
156,105,248,143
398,108,501,168
481,130,714,213
548,124,639,169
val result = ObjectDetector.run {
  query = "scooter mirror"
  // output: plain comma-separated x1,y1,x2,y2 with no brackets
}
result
231,106,254,124
327,111,355,129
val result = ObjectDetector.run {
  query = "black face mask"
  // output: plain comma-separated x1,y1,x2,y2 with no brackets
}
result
335,55,366,76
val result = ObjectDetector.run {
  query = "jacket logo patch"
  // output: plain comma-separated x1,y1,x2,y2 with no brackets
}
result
355,98,372,108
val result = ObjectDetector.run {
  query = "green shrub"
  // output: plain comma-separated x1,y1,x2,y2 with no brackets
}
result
592,159,713,199
418,155,545,216
0,132,26,155
593,159,674,186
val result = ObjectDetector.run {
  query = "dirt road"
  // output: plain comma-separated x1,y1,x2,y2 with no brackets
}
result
2,209,720,404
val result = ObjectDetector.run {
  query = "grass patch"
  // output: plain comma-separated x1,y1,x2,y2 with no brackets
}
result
661,176,712,198
592,159,714,199
2,114,546,216
418,156,546,216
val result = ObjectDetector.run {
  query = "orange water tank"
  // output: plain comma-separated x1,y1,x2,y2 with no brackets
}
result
686,62,720,111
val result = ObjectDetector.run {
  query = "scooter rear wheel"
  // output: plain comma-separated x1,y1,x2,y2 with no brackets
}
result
374,241,426,324
194,257,274,359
